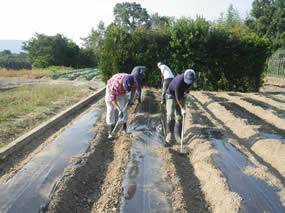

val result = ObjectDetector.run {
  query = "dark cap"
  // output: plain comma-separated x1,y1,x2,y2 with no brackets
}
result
123,75,135,92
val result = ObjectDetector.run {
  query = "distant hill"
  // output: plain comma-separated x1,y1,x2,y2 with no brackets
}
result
0,40,26,53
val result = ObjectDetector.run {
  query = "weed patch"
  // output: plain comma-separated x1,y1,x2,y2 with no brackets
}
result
0,85,93,146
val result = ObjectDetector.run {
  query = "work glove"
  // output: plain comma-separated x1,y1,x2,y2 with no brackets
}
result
119,109,124,119
128,99,133,106
181,108,186,116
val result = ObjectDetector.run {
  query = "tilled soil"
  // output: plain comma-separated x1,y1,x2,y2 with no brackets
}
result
1,88,285,212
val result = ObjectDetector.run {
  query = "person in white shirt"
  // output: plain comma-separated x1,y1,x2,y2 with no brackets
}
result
157,62,175,104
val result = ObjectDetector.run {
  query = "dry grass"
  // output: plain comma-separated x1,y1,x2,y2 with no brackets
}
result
0,84,93,146
0,69,65,79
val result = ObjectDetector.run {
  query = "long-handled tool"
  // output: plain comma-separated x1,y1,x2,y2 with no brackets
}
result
180,114,185,153
111,103,129,135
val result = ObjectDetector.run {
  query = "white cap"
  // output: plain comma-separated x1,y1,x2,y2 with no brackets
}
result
157,62,162,67
184,69,196,84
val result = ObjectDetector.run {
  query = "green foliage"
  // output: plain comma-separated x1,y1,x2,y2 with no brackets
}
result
248,0,285,51
99,24,171,87
44,68,99,80
113,2,150,30
5,1,271,93
23,33,96,69
32,55,52,69
43,66,72,72
98,11,270,92
0,51,31,70
169,17,210,75
214,4,242,30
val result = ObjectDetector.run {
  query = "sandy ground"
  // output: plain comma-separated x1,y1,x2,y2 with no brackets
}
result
0,78,284,212
45,89,284,212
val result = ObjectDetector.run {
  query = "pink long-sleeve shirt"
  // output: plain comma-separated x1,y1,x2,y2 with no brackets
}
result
107,73,137,101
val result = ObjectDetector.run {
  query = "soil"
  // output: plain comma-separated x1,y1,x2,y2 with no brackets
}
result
0,78,285,212
262,77,285,90
0,79,105,184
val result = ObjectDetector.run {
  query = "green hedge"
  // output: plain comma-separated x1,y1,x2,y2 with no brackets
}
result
99,18,270,92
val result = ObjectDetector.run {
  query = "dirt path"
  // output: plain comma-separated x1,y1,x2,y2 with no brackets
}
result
0,78,105,90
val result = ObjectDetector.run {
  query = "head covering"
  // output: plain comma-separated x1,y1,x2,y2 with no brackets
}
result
184,69,196,84
139,66,146,75
123,75,135,92
157,62,163,67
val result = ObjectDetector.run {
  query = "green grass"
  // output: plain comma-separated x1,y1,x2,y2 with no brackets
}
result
0,85,93,146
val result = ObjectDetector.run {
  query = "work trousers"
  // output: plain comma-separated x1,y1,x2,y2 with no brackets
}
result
105,88,128,125
161,78,173,102
166,94,184,122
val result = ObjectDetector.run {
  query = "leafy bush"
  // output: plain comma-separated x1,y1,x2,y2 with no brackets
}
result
99,25,170,87
99,17,270,92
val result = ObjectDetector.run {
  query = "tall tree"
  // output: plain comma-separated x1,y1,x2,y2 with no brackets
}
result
150,13,172,30
225,4,242,28
23,33,80,68
113,2,150,30
82,21,105,50
249,0,285,50
81,21,106,65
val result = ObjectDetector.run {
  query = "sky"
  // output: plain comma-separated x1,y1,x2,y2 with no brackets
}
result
1,0,254,46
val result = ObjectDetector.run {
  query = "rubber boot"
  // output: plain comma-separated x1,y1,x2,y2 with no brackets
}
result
122,123,127,135
174,120,182,144
108,124,114,139
165,120,175,146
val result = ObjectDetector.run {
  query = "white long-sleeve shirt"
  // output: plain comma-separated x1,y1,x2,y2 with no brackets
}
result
159,64,174,80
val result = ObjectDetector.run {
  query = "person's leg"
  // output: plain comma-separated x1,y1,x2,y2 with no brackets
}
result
105,89,116,138
162,78,173,104
165,94,175,145
174,98,185,143
136,78,141,103
117,94,129,134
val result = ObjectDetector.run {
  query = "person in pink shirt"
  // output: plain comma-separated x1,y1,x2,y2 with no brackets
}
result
105,73,137,138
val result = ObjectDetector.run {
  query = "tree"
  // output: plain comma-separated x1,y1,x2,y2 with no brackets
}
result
82,21,106,50
249,0,285,50
214,4,242,29
0,51,31,69
23,33,80,68
113,2,150,30
225,4,242,28
81,21,106,65
150,13,172,30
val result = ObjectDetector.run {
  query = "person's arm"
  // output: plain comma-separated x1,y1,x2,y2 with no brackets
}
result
111,100,120,111
175,83,186,115
112,98,124,118
175,88,183,110
131,86,137,101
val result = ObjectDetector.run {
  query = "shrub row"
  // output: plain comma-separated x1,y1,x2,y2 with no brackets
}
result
100,18,270,92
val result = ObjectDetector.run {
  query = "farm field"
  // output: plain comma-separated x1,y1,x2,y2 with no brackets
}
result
0,83,284,212
0,69,105,147
0,84,97,147
42,89,285,213
0,67,101,81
